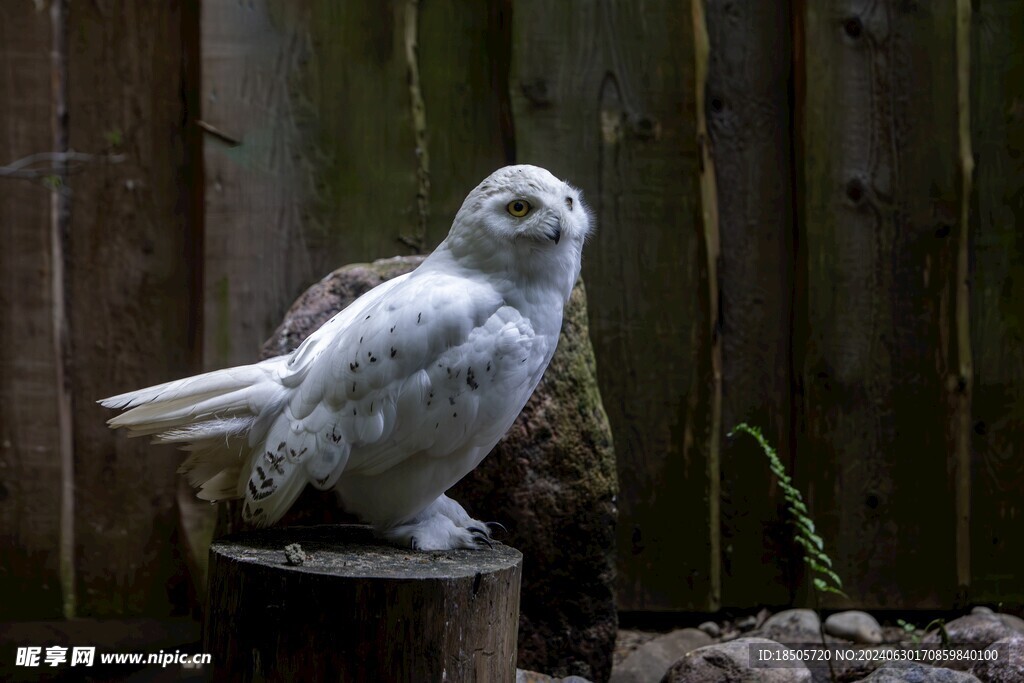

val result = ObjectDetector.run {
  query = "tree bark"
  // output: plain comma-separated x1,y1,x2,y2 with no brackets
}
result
205,525,522,682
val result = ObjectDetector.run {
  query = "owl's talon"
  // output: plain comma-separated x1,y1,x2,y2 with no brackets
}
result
470,529,494,548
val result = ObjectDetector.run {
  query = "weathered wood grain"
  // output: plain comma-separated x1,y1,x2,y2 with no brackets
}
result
66,0,198,616
206,525,522,681
200,0,403,368
511,0,712,610
417,0,514,246
705,0,796,608
0,1,68,620
692,0,723,614
969,0,1024,605
799,0,962,608
202,0,514,371
202,0,415,369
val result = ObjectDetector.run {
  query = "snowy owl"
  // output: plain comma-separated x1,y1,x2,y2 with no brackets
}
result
101,165,591,551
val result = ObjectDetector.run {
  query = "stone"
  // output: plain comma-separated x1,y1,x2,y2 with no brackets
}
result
923,614,1017,648
282,542,306,566
972,606,995,616
828,646,892,683
921,613,1019,672
259,256,619,683
757,609,822,645
824,610,883,644
613,630,658,667
858,661,981,682
736,615,758,631
882,625,914,644
970,636,1024,683
609,629,712,683
996,613,1024,636
661,637,811,683
698,621,721,638
518,671,595,683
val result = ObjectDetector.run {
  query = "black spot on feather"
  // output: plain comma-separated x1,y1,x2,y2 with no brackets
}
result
249,479,273,501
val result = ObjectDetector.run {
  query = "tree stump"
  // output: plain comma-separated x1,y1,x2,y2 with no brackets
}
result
205,525,523,682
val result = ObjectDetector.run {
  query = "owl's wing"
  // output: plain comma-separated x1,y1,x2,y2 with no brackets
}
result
242,268,546,525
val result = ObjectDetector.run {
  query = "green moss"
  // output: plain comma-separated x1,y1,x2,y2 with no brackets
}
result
539,279,619,498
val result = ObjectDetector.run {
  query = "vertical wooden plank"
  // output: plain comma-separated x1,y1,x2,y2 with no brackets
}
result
511,0,713,610
202,0,518,370
799,0,961,608
969,0,1024,605
0,1,67,620
66,0,198,616
704,0,795,608
202,0,424,370
953,0,974,602
692,0,723,614
417,0,514,246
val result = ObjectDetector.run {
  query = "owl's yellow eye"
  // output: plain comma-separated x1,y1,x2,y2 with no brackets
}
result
506,199,531,217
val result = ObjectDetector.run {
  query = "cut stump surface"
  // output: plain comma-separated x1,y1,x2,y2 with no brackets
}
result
205,525,523,682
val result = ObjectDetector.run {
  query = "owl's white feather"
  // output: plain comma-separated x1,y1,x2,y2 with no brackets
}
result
100,165,591,550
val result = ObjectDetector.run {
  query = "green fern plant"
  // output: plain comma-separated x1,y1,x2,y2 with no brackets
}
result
896,618,949,645
729,423,846,599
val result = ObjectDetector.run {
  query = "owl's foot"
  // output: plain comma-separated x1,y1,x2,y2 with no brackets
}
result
380,494,497,551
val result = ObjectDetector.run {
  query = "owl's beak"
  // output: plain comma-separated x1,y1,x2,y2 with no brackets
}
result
547,225,562,244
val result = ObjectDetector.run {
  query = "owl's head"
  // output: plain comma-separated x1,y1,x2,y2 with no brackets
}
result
443,165,592,295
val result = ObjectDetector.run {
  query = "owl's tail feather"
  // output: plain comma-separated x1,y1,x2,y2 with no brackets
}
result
99,360,288,502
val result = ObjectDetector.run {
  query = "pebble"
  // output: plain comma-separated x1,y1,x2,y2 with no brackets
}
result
858,661,980,682
736,615,757,631
283,542,306,565
608,628,712,683
517,671,594,683
759,609,821,645
970,635,1024,683
824,610,883,644
662,637,811,683
697,621,720,638
997,613,1024,636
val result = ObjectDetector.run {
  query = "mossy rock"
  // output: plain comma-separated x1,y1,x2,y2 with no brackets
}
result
254,256,618,683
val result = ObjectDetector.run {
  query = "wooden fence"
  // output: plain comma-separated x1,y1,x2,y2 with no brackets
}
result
1,0,1021,622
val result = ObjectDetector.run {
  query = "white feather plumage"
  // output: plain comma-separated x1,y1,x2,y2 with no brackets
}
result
100,165,591,550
